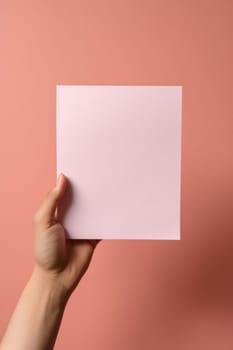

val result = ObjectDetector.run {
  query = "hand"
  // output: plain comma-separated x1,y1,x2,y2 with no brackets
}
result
33,173,99,300
0,173,99,350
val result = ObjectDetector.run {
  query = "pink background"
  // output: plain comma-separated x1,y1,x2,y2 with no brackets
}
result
0,1,233,349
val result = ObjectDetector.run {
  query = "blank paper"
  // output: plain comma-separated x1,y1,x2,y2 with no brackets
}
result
56,85,182,239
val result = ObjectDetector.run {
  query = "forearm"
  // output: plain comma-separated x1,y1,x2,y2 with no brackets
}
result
0,266,68,350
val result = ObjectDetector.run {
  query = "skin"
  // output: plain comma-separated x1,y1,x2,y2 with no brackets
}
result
0,173,99,350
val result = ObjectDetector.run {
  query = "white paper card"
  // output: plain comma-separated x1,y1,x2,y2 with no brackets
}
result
56,85,182,239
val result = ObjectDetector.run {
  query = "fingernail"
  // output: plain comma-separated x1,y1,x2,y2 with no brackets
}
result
56,173,62,190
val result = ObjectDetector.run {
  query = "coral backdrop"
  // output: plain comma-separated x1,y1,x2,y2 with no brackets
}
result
0,1,233,349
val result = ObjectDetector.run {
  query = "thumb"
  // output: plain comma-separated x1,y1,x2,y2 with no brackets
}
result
33,173,67,230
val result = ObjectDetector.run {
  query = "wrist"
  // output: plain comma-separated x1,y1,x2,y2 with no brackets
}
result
30,265,70,308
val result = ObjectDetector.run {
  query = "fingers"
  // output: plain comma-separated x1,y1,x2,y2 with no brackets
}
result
33,173,67,230
88,239,101,249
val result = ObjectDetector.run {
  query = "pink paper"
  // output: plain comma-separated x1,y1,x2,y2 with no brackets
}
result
56,85,182,239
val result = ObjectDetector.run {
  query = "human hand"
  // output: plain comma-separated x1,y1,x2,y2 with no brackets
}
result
32,173,99,300
0,173,99,350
